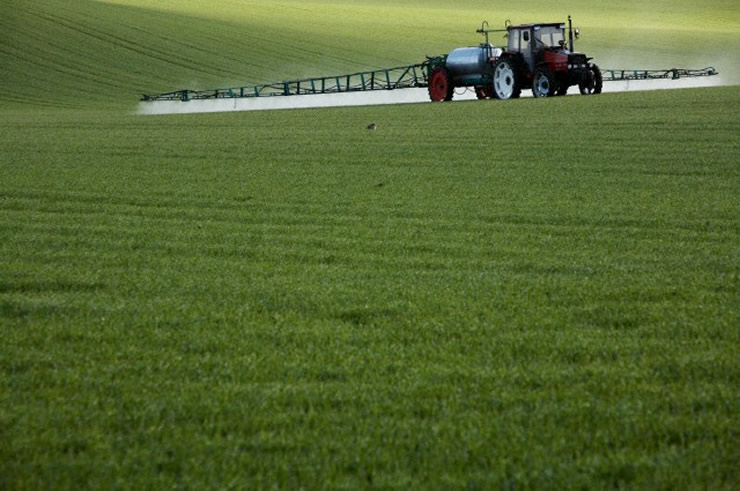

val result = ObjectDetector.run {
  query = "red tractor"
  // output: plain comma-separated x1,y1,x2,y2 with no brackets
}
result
427,16,603,101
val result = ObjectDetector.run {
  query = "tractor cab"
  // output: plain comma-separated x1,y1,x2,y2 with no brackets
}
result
533,24,567,50
506,23,567,72
491,16,600,99
429,15,602,101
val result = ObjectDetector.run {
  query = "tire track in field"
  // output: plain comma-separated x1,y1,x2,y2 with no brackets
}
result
2,207,485,276
0,44,131,97
47,1,276,81
4,189,727,279
0,25,147,91
10,187,726,239
3,2,411,102
0,16,154,101
241,4,417,68
232,30,387,72
32,9,237,79
21,7,248,81
0,88,80,108
0,18,143,82
0,202,682,281
122,24,273,83
1,189,478,269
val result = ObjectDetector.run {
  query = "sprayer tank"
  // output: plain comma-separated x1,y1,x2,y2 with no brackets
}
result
445,45,502,78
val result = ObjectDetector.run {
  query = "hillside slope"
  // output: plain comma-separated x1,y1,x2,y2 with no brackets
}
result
1,0,738,108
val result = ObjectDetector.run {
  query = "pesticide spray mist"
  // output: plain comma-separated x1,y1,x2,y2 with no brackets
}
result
138,88,456,115
138,74,728,116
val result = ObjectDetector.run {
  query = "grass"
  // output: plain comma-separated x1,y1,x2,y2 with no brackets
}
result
1,0,739,488
2,88,739,488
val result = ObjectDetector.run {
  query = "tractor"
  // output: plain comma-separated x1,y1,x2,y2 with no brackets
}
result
143,13,717,107
427,16,603,101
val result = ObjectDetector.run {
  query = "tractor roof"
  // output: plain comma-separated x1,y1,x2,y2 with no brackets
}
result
508,23,565,30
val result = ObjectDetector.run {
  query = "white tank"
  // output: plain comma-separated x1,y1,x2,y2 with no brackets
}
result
445,44,502,76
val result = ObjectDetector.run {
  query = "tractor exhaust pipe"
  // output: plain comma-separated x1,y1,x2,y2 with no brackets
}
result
568,15,574,52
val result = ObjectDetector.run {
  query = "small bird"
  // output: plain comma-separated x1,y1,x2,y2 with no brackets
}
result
366,123,377,130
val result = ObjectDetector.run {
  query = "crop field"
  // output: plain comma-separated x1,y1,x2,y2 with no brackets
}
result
1,0,739,489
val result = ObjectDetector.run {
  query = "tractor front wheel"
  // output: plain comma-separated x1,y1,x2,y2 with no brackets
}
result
533,67,556,98
428,67,454,102
492,58,520,100
579,64,603,95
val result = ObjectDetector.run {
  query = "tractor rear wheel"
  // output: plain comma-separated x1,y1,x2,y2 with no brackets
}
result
475,85,493,100
579,64,603,95
428,67,454,102
492,58,520,100
533,67,556,98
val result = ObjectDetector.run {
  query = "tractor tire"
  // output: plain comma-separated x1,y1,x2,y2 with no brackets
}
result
428,67,454,102
579,64,603,95
492,58,521,100
475,85,493,100
532,67,557,98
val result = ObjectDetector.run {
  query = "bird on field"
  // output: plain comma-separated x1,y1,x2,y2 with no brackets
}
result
366,122,377,130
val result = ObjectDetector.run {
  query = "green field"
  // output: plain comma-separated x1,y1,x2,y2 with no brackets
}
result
1,0,739,488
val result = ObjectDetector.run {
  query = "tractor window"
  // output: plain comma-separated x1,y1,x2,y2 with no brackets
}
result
536,26,565,48
520,30,530,52
507,30,519,53
508,29,520,51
